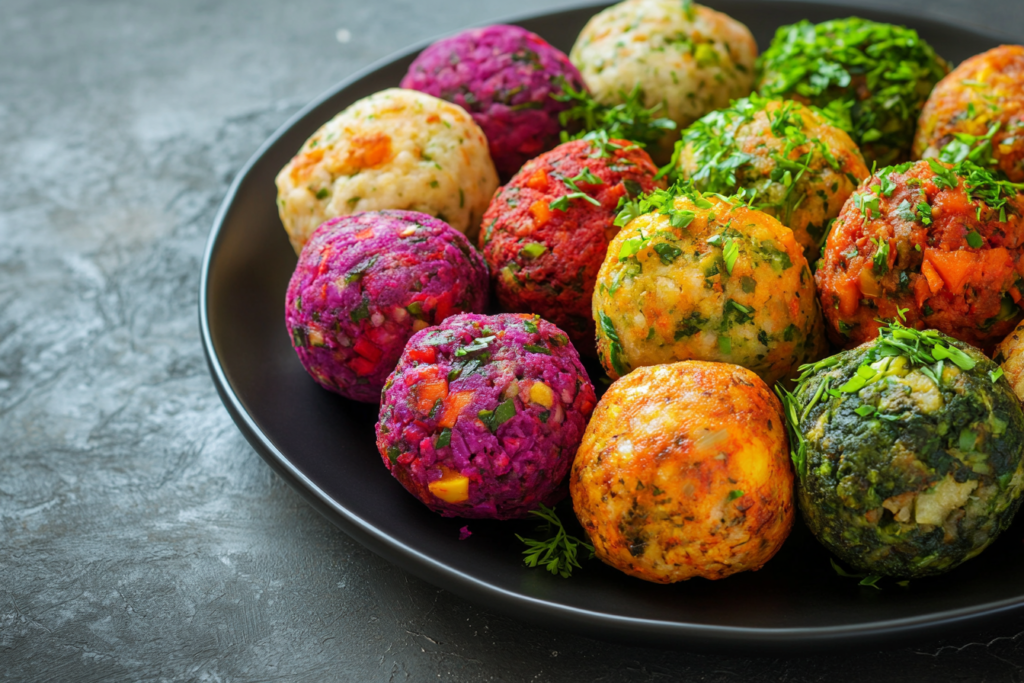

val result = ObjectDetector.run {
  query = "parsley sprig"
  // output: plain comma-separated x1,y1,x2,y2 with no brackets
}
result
555,81,676,150
516,504,594,578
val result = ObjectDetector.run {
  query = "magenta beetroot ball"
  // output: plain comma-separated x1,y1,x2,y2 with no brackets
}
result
285,210,488,403
376,313,597,519
400,24,586,179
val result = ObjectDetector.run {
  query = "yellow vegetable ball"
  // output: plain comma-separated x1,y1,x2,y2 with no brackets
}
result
593,187,826,386
571,361,795,583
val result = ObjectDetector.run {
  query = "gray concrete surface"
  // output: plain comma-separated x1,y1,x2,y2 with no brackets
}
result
4,0,1024,680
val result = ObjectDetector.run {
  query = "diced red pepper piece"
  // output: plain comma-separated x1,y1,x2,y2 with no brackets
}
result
406,347,437,364
354,227,374,240
353,336,382,363
350,356,377,376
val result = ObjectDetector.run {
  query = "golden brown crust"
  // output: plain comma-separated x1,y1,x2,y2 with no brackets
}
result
570,361,794,583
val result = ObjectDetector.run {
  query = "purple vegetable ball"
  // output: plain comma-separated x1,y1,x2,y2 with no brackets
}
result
376,313,597,519
400,24,586,179
285,210,488,403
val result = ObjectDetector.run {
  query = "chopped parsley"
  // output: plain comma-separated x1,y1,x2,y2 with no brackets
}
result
555,80,676,150
756,17,949,164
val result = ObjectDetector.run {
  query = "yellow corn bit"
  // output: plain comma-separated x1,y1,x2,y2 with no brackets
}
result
428,467,469,503
529,381,554,408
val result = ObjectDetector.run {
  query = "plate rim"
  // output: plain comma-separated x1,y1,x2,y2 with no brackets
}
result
199,0,1024,650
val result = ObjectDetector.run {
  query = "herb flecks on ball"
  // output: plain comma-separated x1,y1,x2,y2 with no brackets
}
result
673,95,868,260
285,211,488,402
275,88,498,253
757,18,949,166
816,158,1024,351
570,0,757,163
400,25,586,179
376,313,596,519
779,322,1024,578
480,136,664,353
593,181,825,386
572,361,794,583
914,45,1024,182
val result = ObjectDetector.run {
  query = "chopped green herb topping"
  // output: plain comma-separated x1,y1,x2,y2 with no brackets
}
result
555,80,676,150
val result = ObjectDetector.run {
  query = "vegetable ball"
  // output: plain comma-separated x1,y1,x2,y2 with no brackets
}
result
914,45,1024,182
593,184,826,387
780,322,1024,578
674,95,869,260
994,319,1024,403
815,159,1024,351
376,313,596,519
757,18,949,165
285,211,488,402
571,361,794,583
276,88,499,254
479,135,664,353
569,0,757,163
400,25,586,179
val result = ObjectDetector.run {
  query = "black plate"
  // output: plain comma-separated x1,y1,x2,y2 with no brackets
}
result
200,0,1024,652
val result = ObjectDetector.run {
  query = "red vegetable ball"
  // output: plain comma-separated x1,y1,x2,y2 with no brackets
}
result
478,137,664,353
816,160,1024,351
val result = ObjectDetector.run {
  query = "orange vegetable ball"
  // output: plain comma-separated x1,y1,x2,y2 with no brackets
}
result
570,361,794,584
815,159,1024,351
914,45,1024,182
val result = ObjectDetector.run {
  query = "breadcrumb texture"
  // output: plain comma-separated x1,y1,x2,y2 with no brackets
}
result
914,45,1024,182
570,0,757,162
276,88,498,253
571,361,794,583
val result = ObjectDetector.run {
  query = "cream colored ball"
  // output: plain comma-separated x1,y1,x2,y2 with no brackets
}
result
276,88,499,254
570,0,757,161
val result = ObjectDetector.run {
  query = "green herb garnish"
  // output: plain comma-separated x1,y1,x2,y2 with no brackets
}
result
516,504,595,578
556,81,676,150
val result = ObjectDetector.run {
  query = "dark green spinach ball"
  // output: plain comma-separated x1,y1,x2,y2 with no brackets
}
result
779,323,1024,578
756,18,949,166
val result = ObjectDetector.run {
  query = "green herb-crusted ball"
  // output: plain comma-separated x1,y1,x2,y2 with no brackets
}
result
780,323,1024,578
674,95,869,260
756,18,950,166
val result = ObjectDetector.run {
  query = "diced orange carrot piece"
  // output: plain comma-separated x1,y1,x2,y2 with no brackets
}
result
920,259,944,295
835,275,861,318
416,378,449,413
438,390,474,428
354,227,374,240
529,200,551,227
924,249,981,295
525,168,548,191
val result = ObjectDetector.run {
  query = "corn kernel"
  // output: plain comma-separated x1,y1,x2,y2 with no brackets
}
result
530,381,554,408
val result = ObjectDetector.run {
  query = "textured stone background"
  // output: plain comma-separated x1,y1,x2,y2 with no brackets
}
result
4,0,1024,680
